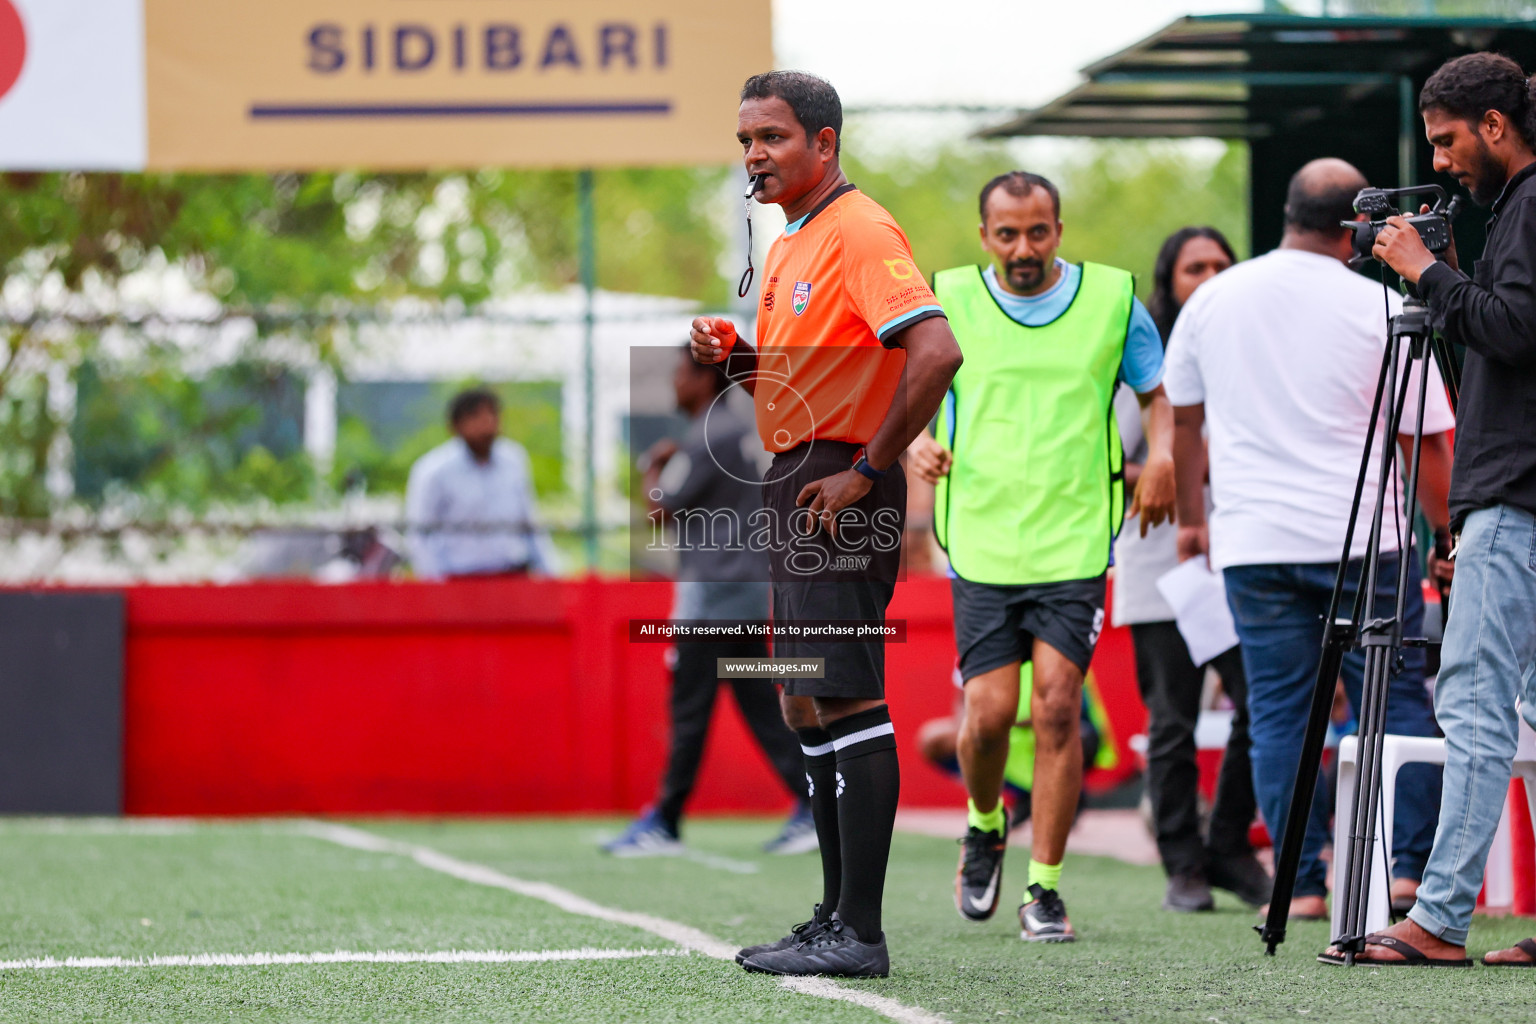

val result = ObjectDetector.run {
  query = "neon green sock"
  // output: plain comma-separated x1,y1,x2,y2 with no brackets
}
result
966,798,1006,836
1028,858,1063,893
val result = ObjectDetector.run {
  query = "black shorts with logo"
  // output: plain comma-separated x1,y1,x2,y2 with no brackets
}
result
950,573,1107,681
763,440,905,699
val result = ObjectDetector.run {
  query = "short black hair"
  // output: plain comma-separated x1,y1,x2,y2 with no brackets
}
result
978,171,1061,222
1420,52,1536,150
448,387,500,425
1283,174,1359,236
677,343,731,396
740,71,843,156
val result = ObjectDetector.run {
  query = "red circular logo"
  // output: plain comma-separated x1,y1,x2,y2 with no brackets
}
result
0,0,25,103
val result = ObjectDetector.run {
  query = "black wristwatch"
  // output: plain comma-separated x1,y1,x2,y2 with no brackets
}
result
852,448,886,481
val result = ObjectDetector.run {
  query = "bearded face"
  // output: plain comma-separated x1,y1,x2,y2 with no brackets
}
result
1425,106,1516,208
1466,135,1508,206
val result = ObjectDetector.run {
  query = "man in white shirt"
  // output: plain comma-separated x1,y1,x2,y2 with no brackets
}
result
1163,159,1455,921
405,388,559,579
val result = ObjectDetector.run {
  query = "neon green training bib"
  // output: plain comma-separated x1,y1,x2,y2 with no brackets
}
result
933,263,1131,586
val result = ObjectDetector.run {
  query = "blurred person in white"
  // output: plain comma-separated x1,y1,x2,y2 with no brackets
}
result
1114,226,1270,915
405,387,559,579
1164,159,1454,922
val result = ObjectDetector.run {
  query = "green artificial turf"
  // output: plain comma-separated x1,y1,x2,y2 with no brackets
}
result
0,817,1533,1023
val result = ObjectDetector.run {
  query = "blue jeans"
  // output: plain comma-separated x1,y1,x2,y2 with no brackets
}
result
1224,555,1442,899
1409,504,1536,945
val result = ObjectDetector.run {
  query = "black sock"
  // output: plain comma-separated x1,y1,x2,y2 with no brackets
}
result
798,726,840,922
828,705,900,943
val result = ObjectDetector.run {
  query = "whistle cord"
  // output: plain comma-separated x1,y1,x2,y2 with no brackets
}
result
738,194,756,299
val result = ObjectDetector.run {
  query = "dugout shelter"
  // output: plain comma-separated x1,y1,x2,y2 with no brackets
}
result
980,11,1536,259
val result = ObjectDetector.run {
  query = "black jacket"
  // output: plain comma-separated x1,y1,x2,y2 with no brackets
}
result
1419,161,1536,529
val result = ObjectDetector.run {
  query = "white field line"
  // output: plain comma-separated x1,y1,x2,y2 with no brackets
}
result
0,948,680,971
680,849,759,875
299,821,947,1024
297,822,737,959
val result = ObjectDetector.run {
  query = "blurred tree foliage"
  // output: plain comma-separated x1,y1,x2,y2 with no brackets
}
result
1323,0,1529,14
0,168,725,513
331,380,563,498
0,145,1245,515
70,359,310,512
845,141,1251,295
0,371,52,517
0,168,729,307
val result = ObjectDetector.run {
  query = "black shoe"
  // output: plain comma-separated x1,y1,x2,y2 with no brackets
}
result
1206,851,1273,908
734,904,828,966
1020,883,1075,942
1162,872,1215,913
955,821,1008,922
740,914,889,978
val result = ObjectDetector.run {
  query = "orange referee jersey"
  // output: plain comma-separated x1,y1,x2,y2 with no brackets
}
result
752,185,944,452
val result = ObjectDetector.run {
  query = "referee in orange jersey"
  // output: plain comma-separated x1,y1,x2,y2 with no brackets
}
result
690,71,962,978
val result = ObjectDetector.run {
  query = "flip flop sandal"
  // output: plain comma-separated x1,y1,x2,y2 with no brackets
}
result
1480,937,1536,967
1346,932,1472,967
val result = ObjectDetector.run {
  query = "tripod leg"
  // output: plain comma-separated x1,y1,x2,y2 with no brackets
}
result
1259,628,1349,954
1339,645,1396,954
1331,307,1439,961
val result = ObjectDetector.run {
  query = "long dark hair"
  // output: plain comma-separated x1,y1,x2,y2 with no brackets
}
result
1148,226,1237,343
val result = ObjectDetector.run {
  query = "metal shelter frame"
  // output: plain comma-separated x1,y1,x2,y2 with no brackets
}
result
979,11,1536,253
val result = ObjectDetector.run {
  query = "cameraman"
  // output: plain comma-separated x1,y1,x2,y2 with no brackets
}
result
1341,52,1536,967
1164,158,1454,924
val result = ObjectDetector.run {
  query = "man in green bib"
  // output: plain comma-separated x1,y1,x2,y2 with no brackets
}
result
910,171,1177,942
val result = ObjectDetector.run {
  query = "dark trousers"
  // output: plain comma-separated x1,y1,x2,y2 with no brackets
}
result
655,640,806,829
1131,621,1256,877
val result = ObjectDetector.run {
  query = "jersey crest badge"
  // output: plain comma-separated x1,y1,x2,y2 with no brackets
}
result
792,281,812,316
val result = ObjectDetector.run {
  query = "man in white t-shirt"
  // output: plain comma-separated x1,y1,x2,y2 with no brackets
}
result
1162,158,1455,922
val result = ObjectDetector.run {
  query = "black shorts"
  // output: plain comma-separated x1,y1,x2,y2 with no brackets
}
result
951,574,1106,681
763,440,905,699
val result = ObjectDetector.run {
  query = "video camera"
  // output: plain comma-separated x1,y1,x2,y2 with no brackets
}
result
1344,184,1459,268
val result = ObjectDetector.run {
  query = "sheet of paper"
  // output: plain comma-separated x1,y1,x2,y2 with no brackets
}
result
1155,557,1240,666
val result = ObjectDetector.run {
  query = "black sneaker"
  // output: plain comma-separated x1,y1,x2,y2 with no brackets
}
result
740,914,889,978
1020,883,1075,942
734,904,828,966
1206,851,1272,909
1162,872,1215,913
955,821,1008,921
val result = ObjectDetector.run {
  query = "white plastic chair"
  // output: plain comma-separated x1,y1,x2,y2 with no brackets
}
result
1331,734,1447,939
1496,715,1536,908
1332,716,1536,937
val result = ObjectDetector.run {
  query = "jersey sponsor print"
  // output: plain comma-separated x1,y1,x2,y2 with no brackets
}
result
753,187,944,451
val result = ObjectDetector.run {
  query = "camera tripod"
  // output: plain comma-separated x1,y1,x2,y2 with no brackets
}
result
1259,290,1461,958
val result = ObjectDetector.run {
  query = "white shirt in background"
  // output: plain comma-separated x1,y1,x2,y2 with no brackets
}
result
405,437,560,579
1162,249,1455,572
1111,385,1179,626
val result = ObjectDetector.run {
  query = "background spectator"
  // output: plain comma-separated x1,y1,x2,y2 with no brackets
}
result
1115,226,1269,914
405,388,559,579
1164,159,1453,921
604,348,814,856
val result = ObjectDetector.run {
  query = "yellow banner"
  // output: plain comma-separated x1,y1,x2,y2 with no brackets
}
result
144,0,771,171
